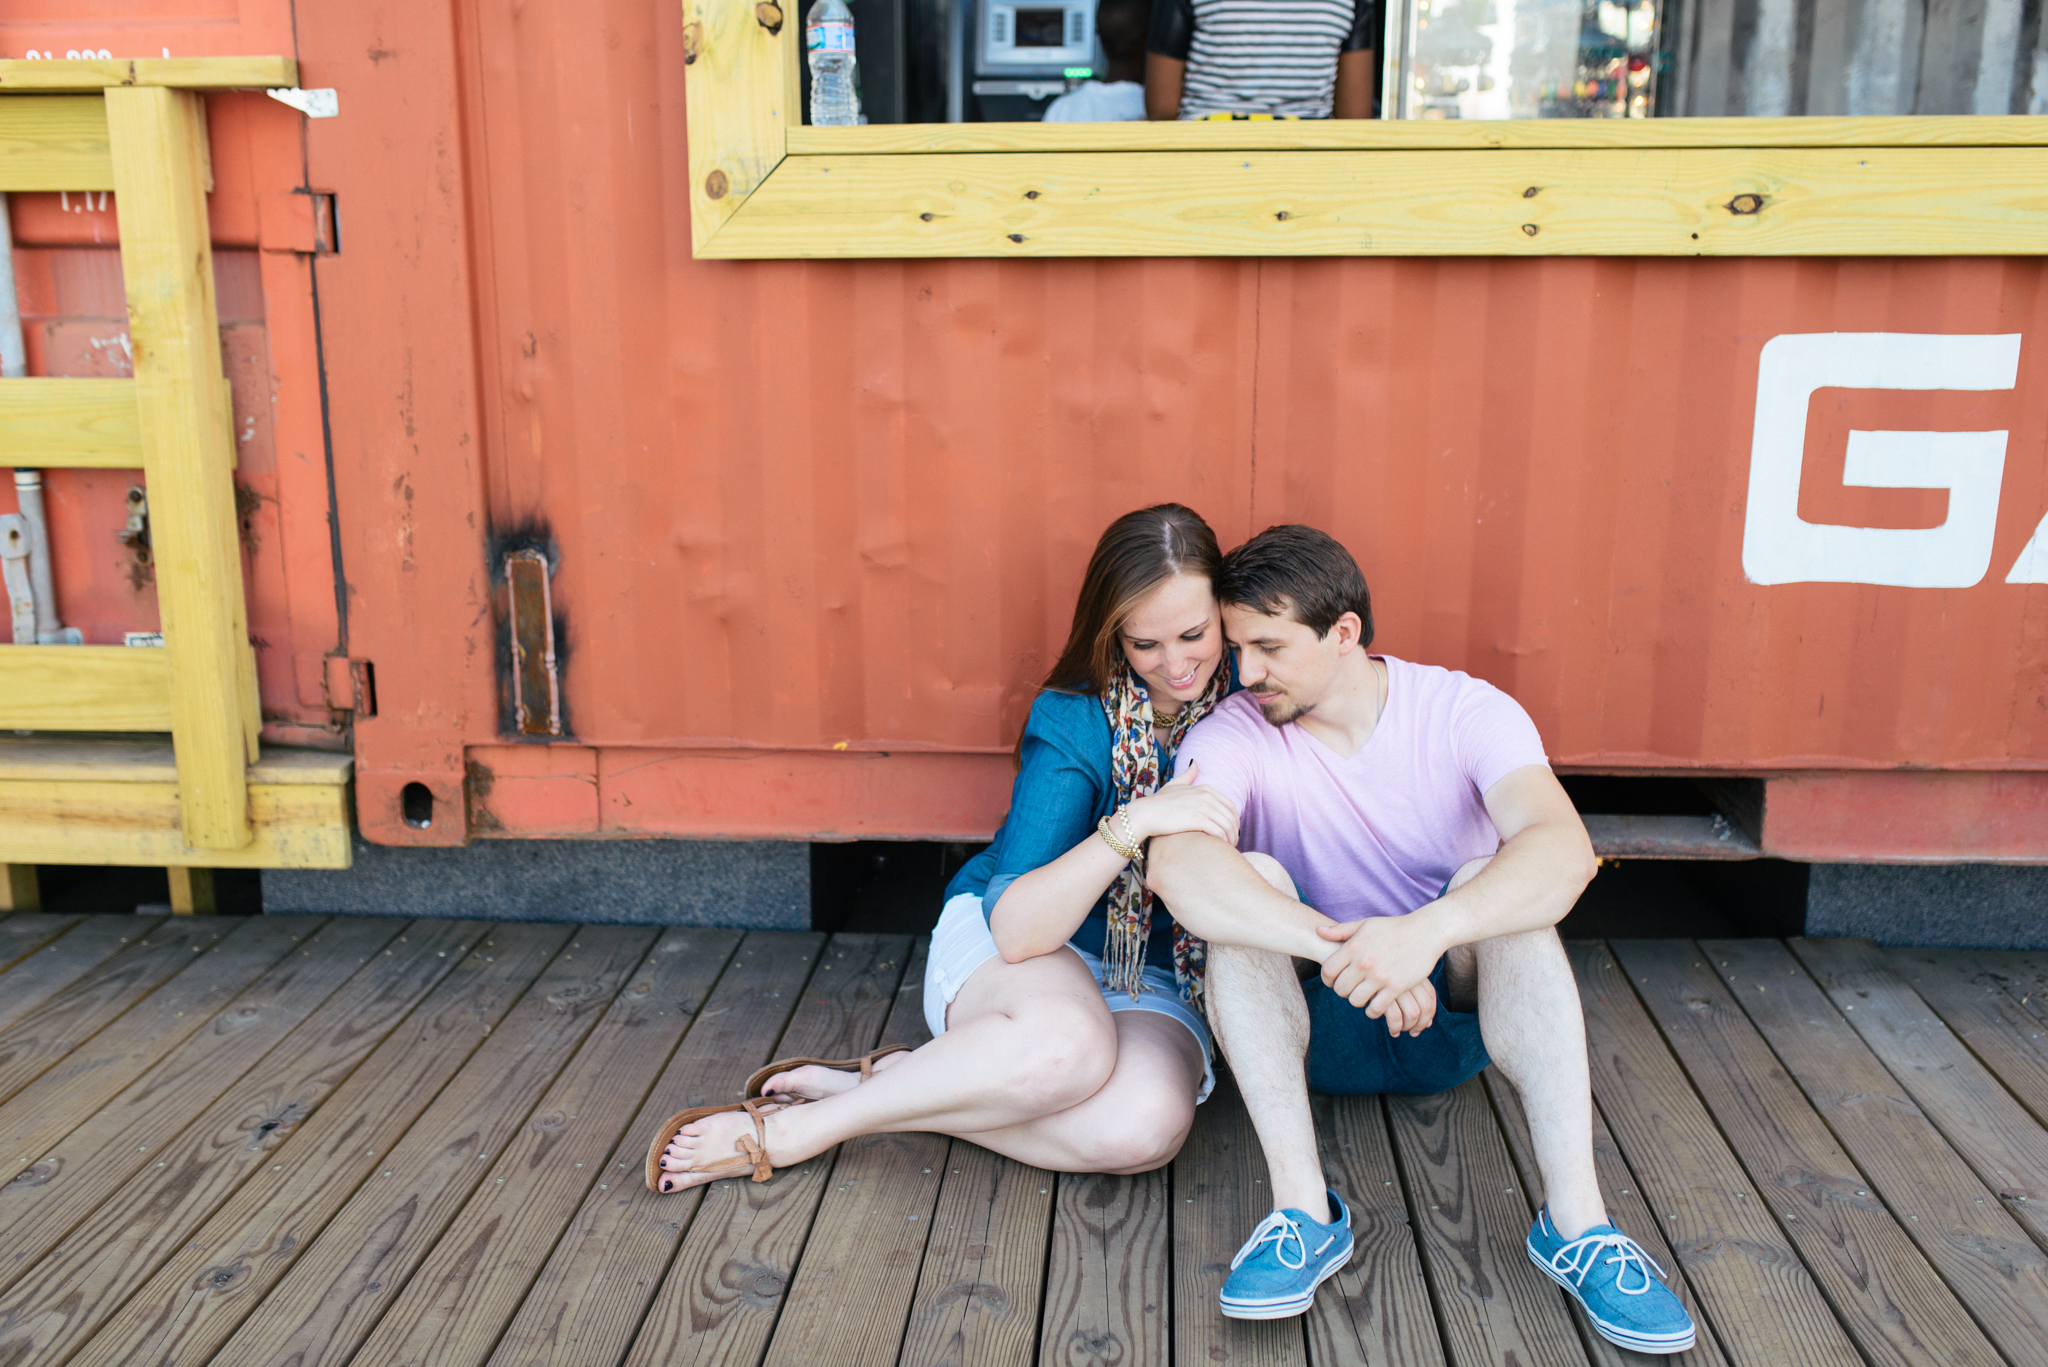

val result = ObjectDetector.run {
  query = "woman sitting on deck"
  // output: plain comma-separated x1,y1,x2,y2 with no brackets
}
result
649,503,1237,1190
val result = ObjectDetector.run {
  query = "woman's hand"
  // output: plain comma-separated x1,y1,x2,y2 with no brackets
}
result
1126,761,1239,846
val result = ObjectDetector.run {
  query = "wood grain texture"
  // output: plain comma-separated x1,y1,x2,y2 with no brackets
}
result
1883,947,2048,1129
1708,939,2048,1362
1568,941,1861,1367
0,648,170,731
478,932,826,1367
766,937,945,1367
0,916,307,1156
1613,939,2000,1367
0,867,34,913
0,95,112,191
0,913,230,1105
1304,1093,1446,1367
0,772,352,868
895,1139,1052,1367
0,57,297,92
0,915,428,1362
294,928,742,1367
713,146,2048,260
0,378,139,464
1172,1071,1308,1367
621,933,913,1367
0,915,162,1037
59,918,565,1367
1386,1078,1587,1367
105,86,254,847
787,114,2048,155
182,927,656,1367
1041,1169,1170,1367
0,914,83,974
1789,937,2048,1245
681,0,797,253
0,737,349,784
1483,1066,1727,1367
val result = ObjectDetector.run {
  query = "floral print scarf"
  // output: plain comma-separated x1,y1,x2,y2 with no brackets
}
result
1100,659,1230,1006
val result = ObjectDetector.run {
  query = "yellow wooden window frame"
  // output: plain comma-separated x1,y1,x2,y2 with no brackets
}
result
681,0,2048,260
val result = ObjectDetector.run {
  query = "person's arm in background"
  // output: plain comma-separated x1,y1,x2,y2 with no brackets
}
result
1145,0,1193,118
1334,49,1375,117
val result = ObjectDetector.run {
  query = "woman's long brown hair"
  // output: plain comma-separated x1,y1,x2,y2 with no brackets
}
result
1042,503,1223,697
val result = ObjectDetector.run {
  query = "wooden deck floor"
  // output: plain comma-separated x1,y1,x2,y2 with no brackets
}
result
2,913,2048,1366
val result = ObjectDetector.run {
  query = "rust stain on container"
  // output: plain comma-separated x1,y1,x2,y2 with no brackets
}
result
505,549,562,738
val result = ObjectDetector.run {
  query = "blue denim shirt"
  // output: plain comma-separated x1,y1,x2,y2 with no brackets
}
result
946,687,1179,968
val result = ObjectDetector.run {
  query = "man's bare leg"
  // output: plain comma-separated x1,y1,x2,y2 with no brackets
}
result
1202,854,1328,1217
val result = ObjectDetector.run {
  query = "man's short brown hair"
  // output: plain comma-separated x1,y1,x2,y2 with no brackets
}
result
1216,524,1373,645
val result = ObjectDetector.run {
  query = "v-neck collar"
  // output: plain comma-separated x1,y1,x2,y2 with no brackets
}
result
1290,656,1390,764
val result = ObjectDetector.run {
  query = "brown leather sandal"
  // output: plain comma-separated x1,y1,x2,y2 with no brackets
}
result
644,1096,801,1193
744,1044,913,1099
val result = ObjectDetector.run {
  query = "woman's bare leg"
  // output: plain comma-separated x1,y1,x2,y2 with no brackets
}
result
660,947,1118,1191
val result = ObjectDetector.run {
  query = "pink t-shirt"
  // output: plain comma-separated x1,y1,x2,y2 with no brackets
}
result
1174,655,1551,922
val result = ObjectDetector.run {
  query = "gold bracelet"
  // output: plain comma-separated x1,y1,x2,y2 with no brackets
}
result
1097,813,1142,862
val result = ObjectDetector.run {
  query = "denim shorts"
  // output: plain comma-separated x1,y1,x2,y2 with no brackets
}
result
925,893,1216,1103
1302,955,1490,1096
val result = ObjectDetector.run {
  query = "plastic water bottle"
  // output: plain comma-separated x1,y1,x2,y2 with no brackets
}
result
806,0,862,126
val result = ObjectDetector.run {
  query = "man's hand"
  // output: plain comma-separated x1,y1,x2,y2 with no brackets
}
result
1317,912,1448,1035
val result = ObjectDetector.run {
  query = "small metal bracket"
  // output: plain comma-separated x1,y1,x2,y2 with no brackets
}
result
267,87,339,119
505,549,562,736
324,655,377,717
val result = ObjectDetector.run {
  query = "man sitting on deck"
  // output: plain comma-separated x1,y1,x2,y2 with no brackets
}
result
1144,525,1698,1353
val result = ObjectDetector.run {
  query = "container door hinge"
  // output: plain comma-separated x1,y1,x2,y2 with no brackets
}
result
325,655,377,717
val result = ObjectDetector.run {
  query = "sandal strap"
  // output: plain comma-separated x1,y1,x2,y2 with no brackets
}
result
738,1098,775,1183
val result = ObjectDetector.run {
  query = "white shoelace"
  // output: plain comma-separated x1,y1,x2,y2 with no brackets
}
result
1546,1230,1665,1295
1232,1211,1308,1271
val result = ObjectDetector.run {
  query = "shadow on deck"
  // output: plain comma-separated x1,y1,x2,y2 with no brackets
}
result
0,911,2045,1366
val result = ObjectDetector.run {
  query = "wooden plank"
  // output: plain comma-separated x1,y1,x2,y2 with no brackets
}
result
766,937,944,1367
0,914,160,1036
1566,941,1861,1367
713,147,2048,260
262,927,744,1367
0,914,241,1109
0,379,140,465
787,113,2048,155
1706,938,2048,1367
0,916,313,1170
1789,937,2048,1246
0,647,171,731
52,920,556,1367
1483,1068,1726,1367
1303,1094,1446,1367
1612,939,2001,1367
892,1140,1052,1367
1042,1170,1170,1367
1172,1070,1308,1367
0,737,349,785
0,914,81,974
0,57,297,92
476,931,827,1367
1386,1078,1587,1367
167,865,215,914
1882,946,2048,1129
153,927,656,1367
0,866,35,911
0,96,113,192
619,933,914,1367
681,0,798,253
0,774,350,869
105,86,254,848
0,915,422,1351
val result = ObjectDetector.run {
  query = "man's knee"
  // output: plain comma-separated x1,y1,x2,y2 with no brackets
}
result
1242,852,1300,900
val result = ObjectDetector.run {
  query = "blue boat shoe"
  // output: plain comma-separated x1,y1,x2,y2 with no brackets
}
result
1526,1208,1697,1354
1218,1190,1354,1320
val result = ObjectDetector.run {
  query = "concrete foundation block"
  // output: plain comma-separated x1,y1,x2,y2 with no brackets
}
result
1806,863,2048,949
263,838,810,928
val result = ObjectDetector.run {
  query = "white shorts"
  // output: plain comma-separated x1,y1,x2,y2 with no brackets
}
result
924,892,1216,1103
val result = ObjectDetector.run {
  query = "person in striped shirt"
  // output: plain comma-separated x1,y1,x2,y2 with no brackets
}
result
1145,0,1376,119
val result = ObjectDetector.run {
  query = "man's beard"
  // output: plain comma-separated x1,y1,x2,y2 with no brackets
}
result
1251,689,1307,726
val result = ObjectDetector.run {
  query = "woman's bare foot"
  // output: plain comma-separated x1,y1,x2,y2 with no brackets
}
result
658,1103,795,1193
761,1049,911,1101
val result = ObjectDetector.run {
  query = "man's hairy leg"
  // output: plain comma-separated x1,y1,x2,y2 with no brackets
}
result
1473,926,1604,1238
1202,853,1328,1217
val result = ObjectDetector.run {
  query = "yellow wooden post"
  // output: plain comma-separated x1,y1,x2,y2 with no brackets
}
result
681,0,798,254
104,86,254,850
0,864,37,911
166,865,215,915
